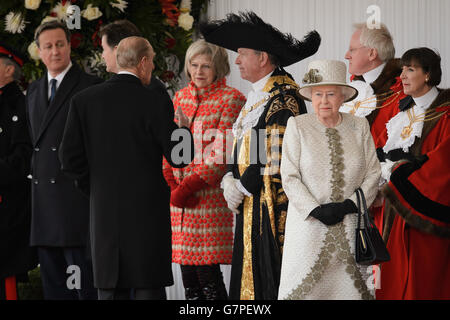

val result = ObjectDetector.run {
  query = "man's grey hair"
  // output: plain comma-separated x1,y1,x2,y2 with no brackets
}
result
353,22,395,62
0,57,22,81
253,50,279,68
116,36,153,69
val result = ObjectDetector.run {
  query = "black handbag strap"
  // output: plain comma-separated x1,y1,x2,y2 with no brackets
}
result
356,188,362,229
356,187,370,229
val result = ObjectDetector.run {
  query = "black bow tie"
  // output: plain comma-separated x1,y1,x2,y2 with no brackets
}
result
353,75,365,82
399,95,415,111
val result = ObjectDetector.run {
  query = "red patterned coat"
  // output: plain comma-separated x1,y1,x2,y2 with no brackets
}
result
163,78,246,265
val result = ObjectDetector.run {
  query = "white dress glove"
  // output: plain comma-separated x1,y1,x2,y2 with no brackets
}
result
222,175,244,214
379,159,395,185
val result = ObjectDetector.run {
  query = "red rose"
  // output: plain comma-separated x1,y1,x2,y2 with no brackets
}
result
71,33,82,49
165,37,176,49
161,70,175,82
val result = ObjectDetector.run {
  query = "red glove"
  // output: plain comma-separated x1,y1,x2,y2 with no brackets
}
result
163,168,178,191
170,174,208,208
183,195,201,208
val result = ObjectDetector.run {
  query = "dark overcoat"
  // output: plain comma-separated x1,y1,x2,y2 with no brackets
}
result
26,63,102,246
59,74,193,289
0,81,37,278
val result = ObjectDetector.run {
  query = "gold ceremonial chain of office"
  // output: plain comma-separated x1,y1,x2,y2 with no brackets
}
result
400,104,447,139
344,90,402,115
235,87,288,136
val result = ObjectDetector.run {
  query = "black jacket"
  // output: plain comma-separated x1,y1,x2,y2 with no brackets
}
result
26,63,102,246
0,81,37,278
59,74,193,288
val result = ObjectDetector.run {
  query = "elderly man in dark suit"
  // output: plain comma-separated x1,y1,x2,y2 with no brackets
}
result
59,36,194,300
25,21,102,300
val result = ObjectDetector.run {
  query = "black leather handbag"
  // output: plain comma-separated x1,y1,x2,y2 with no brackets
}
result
355,187,390,265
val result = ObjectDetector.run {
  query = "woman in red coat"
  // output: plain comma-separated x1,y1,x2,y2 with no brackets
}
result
163,39,246,300
375,47,450,299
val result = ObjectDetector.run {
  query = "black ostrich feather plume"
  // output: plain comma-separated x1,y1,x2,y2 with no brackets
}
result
199,11,321,66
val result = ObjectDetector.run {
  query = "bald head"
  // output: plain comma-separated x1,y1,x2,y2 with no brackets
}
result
116,36,155,85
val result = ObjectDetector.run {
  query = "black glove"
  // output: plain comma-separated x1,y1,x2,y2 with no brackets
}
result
309,199,358,226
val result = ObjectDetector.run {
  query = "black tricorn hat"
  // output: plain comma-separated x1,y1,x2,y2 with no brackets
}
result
199,11,321,67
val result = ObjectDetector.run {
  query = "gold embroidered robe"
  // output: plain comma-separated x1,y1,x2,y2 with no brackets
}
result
228,69,305,300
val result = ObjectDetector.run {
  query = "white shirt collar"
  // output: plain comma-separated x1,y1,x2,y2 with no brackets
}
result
251,71,272,92
363,62,386,84
118,70,139,78
412,86,439,109
47,61,72,87
47,61,72,99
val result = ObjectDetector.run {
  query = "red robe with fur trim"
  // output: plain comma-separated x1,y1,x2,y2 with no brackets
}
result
369,77,406,147
375,89,450,300
350,61,406,250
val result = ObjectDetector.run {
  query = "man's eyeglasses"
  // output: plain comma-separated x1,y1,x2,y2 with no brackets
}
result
347,46,367,54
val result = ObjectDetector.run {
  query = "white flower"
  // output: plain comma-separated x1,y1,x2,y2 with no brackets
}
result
178,12,194,31
51,1,71,20
25,0,42,10
4,12,27,34
110,0,128,13
180,0,192,10
81,4,103,21
27,41,40,61
40,15,59,25
86,51,106,76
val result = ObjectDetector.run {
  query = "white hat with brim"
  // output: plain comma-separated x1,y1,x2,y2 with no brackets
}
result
298,60,358,103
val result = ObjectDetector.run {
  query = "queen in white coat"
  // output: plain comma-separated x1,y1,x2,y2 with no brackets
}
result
278,60,381,300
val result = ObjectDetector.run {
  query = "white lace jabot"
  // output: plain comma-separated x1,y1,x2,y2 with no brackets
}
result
232,72,272,139
340,80,376,117
383,87,439,153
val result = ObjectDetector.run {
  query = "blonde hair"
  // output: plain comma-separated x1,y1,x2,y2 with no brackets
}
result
184,39,230,80
116,36,153,69
353,22,395,62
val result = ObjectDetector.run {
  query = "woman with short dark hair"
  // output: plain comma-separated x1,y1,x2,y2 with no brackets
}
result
375,47,450,299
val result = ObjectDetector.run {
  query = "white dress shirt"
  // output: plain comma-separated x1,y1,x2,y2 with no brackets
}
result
47,61,72,100
118,70,139,78
341,63,386,117
362,62,386,84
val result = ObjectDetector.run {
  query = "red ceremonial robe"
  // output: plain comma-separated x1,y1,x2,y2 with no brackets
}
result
349,59,406,146
375,89,450,299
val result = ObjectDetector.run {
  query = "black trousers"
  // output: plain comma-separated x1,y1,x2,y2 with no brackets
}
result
97,288,167,300
37,246,96,300
0,279,6,300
